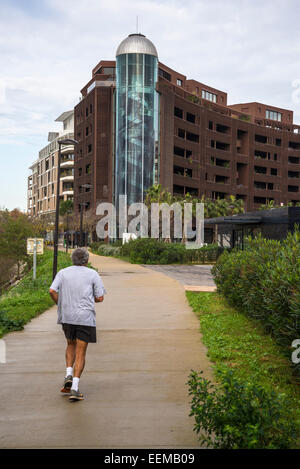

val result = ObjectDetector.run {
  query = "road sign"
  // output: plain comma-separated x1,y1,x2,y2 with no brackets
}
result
27,238,44,255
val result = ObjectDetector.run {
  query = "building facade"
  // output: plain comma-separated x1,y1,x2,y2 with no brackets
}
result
27,111,75,220
72,33,300,216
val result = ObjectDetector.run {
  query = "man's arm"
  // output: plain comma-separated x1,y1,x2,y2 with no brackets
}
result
95,296,104,303
49,289,59,304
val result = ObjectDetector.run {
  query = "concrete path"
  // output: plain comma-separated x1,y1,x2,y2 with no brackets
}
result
143,264,216,292
0,254,213,449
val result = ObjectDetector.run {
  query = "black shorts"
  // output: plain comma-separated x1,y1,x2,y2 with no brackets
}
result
62,323,97,343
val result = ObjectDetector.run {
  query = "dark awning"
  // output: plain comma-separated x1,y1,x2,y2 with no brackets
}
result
205,216,262,225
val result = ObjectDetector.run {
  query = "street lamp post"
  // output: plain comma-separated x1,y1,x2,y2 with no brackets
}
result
52,138,78,280
79,184,92,247
65,208,72,253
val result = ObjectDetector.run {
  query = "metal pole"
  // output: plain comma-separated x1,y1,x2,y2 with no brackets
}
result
66,212,69,253
53,142,62,280
33,238,37,280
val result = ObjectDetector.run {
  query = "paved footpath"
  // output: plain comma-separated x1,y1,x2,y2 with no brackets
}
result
0,254,213,449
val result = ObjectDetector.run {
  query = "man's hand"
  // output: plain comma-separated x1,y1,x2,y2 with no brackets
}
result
49,289,59,304
95,296,104,303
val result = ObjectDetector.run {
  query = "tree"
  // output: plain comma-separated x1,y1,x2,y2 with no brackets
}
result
59,200,73,217
0,210,36,278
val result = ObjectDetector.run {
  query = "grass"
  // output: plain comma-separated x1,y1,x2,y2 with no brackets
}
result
186,291,300,438
0,249,72,338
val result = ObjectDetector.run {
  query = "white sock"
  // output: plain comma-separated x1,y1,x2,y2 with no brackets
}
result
71,377,80,391
66,367,73,378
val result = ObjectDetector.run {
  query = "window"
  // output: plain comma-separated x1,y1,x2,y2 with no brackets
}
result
176,79,183,87
173,166,192,178
254,166,267,174
289,156,299,164
173,184,184,195
202,90,217,103
271,168,278,176
178,128,185,139
174,107,183,119
174,146,185,157
86,127,89,136
266,110,282,122
255,134,268,144
88,144,92,153
208,121,213,130
159,68,171,81
186,112,196,124
86,164,91,174
186,131,199,143
289,141,300,150
185,187,198,196
216,141,230,151
215,175,229,184
102,67,115,76
78,167,82,176
216,124,230,134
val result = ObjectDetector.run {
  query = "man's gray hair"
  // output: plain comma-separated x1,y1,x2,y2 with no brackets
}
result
71,248,89,266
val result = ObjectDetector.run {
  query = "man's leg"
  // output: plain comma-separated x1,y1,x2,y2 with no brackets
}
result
73,339,88,378
61,339,76,393
70,339,88,397
66,339,76,369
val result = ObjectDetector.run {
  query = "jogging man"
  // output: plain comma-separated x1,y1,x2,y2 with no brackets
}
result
49,248,106,402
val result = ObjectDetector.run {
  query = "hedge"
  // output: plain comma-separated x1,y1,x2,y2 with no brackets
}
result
212,230,300,366
91,238,228,264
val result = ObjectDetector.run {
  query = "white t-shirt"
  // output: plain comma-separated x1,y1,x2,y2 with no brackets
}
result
50,265,106,326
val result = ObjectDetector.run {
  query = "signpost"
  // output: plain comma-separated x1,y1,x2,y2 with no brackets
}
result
27,238,44,280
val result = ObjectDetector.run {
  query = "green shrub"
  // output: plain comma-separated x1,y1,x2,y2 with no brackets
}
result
212,230,300,362
97,245,121,257
120,238,185,264
120,238,227,264
188,369,296,449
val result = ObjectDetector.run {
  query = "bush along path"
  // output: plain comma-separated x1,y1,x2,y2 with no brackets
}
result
0,249,71,338
212,229,300,373
90,238,227,265
186,291,299,449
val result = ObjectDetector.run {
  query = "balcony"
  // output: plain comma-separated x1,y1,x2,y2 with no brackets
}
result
62,181,74,196
60,169,74,182
60,160,74,168
62,189,74,196
61,145,74,155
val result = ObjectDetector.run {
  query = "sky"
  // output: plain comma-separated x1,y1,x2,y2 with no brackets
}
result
1,0,300,210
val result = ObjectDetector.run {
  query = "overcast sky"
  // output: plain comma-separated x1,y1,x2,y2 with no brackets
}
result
1,0,300,210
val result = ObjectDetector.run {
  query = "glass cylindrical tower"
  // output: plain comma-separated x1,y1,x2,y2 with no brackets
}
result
115,33,159,206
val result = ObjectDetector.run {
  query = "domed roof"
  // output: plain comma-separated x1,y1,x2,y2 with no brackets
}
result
116,33,158,58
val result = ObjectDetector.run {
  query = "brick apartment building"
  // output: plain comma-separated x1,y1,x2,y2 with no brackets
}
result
27,111,75,221
71,33,300,216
